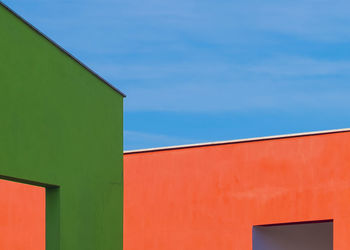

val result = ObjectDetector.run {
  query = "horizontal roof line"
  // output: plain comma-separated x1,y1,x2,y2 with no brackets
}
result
0,1,126,97
124,128,350,154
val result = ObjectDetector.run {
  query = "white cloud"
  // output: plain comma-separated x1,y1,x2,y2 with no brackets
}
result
89,56,350,113
249,57,350,76
123,81,350,113
124,130,192,150
6,0,350,114
10,0,350,57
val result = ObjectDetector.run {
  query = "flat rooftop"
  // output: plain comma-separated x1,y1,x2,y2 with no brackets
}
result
124,128,350,154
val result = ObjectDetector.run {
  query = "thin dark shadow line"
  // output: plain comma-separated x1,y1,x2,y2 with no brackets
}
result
255,219,333,227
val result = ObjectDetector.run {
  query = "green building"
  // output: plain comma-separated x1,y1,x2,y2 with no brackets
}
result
0,2,124,249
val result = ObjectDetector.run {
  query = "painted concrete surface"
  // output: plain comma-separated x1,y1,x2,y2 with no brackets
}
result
0,179,45,250
0,3,123,249
253,222,333,250
124,131,350,250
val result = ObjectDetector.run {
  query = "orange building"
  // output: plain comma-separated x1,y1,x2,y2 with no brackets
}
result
124,129,350,250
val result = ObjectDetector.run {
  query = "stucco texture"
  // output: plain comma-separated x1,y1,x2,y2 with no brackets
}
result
124,131,350,250
0,3,123,250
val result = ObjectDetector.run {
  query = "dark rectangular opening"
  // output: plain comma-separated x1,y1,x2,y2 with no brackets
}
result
253,220,333,250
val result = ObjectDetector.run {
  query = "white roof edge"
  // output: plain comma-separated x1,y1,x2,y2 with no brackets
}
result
124,128,350,154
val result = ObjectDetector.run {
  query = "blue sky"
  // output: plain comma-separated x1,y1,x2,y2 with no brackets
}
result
4,0,350,150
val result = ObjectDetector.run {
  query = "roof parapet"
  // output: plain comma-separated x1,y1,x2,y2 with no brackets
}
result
124,128,350,154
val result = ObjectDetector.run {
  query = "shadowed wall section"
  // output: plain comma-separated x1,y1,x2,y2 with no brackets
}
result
253,221,333,250
0,179,45,250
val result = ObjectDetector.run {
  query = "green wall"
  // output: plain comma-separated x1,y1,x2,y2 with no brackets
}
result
0,3,123,250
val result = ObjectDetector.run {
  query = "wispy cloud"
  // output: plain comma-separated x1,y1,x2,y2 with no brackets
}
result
10,0,350,56
123,82,350,113
91,56,350,112
124,130,192,150
253,0,350,42
5,0,350,149
249,57,350,76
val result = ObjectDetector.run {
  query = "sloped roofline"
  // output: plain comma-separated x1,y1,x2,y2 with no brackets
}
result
124,128,350,154
0,1,126,97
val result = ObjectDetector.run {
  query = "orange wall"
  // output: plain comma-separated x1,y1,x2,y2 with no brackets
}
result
0,180,45,250
124,131,350,250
